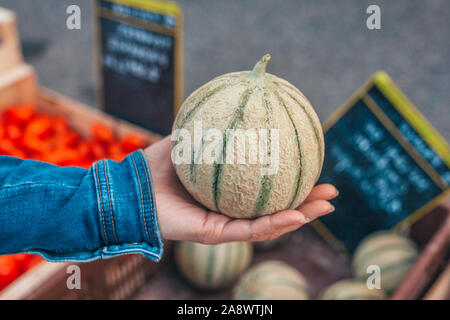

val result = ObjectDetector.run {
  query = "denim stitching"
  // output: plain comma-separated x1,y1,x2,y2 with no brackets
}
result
95,162,109,244
103,160,118,243
130,154,151,243
28,244,161,263
137,151,157,246
2,183,78,189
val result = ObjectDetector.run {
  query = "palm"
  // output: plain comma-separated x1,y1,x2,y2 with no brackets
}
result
145,136,338,244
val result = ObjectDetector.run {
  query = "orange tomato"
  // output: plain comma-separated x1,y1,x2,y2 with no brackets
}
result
0,139,26,158
90,141,106,160
22,135,48,155
3,104,36,125
92,123,115,145
43,148,81,166
0,256,20,291
12,254,32,274
24,116,53,139
120,134,148,153
53,117,69,135
23,255,43,271
5,124,22,141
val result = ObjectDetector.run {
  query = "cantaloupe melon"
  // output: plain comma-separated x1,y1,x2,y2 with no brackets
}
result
320,279,387,300
172,54,324,218
175,241,253,290
352,231,419,293
233,260,308,300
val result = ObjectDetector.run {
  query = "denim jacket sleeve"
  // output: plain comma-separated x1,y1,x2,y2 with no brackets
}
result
0,150,163,262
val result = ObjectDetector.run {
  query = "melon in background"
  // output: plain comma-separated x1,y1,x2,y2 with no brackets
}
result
172,54,324,219
175,241,253,290
320,279,387,300
352,231,419,293
233,260,308,300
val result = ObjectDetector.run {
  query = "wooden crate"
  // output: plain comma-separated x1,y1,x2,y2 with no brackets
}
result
0,8,23,74
0,244,171,300
0,65,169,299
393,203,450,299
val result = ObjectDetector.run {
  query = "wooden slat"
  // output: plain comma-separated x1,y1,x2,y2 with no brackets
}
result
0,64,37,106
423,264,450,300
0,262,67,300
391,208,450,299
0,7,23,74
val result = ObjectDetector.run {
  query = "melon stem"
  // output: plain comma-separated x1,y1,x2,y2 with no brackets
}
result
251,54,271,78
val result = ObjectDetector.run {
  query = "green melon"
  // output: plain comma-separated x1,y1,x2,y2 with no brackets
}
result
175,241,253,290
233,260,308,300
352,231,419,293
320,279,387,300
172,54,324,218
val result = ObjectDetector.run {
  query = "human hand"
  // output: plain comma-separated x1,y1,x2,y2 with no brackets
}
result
144,136,338,244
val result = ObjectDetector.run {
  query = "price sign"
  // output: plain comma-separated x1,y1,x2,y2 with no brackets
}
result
314,71,450,252
95,0,183,135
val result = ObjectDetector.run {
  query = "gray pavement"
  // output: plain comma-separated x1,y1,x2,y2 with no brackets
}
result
2,0,449,139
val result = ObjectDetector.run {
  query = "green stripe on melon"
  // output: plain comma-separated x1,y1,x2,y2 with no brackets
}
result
233,260,309,300
175,241,253,290
352,231,419,293
321,279,386,300
172,54,324,218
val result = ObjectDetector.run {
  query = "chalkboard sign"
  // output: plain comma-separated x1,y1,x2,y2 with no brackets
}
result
94,0,183,135
314,71,450,253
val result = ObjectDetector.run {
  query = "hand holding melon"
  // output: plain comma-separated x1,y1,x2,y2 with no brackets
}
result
172,54,325,219
143,55,338,244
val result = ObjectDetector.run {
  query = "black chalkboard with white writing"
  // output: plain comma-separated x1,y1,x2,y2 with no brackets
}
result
95,0,182,135
315,72,449,252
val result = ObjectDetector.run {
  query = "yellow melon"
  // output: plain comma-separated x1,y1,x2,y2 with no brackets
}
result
175,241,253,290
233,260,308,300
352,231,419,293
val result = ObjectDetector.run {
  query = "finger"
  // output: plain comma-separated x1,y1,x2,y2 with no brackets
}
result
303,184,339,203
215,210,307,243
297,199,334,220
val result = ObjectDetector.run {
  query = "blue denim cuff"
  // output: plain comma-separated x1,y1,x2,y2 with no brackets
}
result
0,151,163,263
90,150,164,262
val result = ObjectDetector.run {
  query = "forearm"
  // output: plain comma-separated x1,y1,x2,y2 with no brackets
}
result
0,150,163,262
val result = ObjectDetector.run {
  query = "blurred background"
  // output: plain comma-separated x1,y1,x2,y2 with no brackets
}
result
2,0,449,139
0,1,449,300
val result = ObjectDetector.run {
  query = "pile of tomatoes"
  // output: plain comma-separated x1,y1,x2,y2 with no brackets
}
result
0,103,150,291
